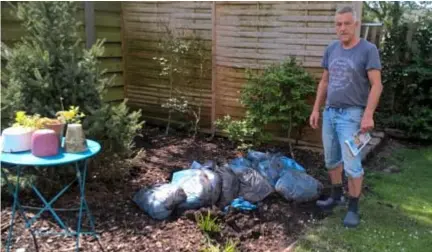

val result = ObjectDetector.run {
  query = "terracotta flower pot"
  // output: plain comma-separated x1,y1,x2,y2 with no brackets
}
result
64,123,88,153
44,122,65,146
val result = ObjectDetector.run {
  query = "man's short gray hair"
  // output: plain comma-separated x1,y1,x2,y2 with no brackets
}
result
336,6,357,21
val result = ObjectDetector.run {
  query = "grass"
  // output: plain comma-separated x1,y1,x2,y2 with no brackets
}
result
195,210,221,234
295,146,432,252
201,239,239,252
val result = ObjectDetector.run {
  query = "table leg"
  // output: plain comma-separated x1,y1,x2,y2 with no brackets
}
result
75,159,96,252
4,166,21,252
1,167,40,251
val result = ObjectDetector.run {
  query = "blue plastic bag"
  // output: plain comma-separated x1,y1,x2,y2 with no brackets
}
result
238,168,274,203
171,169,198,182
246,150,268,169
275,169,323,203
132,184,187,220
171,168,221,209
278,156,306,173
256,154,307,186
224,197,257,212
215,164,240,208
190,160,216,170
246,150,268,162
229,157,252,175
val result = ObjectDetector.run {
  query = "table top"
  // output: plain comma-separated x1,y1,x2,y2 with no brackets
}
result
0,139,101,166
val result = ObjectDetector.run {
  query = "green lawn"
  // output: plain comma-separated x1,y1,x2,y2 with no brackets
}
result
295,146,432,252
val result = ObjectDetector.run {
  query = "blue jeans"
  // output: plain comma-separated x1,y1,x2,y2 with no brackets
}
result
322,106,364,178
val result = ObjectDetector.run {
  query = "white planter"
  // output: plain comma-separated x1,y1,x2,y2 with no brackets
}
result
1,126,34,153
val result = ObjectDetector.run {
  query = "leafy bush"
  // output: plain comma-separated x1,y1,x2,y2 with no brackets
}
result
214,114,258,150
216,57,316,155
377,19,432,140
1,2,144,155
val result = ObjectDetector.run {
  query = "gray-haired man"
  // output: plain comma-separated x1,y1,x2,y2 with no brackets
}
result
309,6,383,227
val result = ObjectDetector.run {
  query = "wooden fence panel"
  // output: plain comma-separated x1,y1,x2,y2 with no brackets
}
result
121,1,366,147
122,1,213,128
214,1,351,146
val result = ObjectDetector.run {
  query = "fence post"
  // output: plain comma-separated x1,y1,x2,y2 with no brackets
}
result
84,1,95,49
211,1,217,135
353,1,362,38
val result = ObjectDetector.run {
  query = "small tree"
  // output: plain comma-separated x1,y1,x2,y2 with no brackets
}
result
154,22,191,135
1,2,143,155
240,57,316,157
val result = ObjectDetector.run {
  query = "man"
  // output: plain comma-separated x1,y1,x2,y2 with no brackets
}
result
309,6,383,228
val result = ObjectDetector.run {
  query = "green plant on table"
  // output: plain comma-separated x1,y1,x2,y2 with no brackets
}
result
56,106,85,124
12,111,42,129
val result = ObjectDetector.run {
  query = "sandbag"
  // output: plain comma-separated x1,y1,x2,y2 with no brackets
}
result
246,150,268,163
171,169,219,210
187,161,222,205
215,164,240,208
275,169,323,203
237,168,274,203
276,155,306,173
229,157,252,175
201,169,222,205
256,154,307,186
190,160,217,170
132,183,187,220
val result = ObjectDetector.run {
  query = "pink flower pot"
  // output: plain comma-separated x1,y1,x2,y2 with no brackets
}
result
31,129,59,157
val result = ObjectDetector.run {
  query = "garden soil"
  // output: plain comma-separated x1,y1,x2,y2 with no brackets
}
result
1,126,332,252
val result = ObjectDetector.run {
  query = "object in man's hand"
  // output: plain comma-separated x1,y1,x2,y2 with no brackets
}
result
345,130,371,157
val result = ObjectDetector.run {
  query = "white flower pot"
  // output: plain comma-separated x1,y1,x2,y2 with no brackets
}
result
1,126,34,153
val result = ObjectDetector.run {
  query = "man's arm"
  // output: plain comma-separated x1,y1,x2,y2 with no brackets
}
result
360,69,383,132
312,70,329,112
364,69,383,117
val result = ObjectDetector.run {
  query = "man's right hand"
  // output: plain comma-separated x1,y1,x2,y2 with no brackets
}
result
309,111,320,129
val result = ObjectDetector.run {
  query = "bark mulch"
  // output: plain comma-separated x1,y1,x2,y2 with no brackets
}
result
1,126,331,252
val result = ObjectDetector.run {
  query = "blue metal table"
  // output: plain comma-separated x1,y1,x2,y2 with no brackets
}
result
1,139,101,252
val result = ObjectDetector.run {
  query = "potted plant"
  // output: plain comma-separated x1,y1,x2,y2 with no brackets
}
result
56,106,87,153
38,117,65,146
1,111,41,152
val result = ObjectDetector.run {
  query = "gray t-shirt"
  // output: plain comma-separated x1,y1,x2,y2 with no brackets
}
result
321,38,382,108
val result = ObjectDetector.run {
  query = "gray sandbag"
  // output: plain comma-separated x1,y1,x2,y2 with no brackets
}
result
237,168,274,203
275,169,323,203
184,161,222,205
132,183,187,220
215,164,240,208
171,169,217,210
201,168,222,205
228,157,252,175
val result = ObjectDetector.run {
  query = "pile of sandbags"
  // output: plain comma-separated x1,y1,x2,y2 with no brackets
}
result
133,150,323,220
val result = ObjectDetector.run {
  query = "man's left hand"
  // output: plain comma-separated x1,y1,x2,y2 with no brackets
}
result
360,114,374,133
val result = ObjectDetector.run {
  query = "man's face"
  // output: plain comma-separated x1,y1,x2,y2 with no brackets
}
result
335,12,358,43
